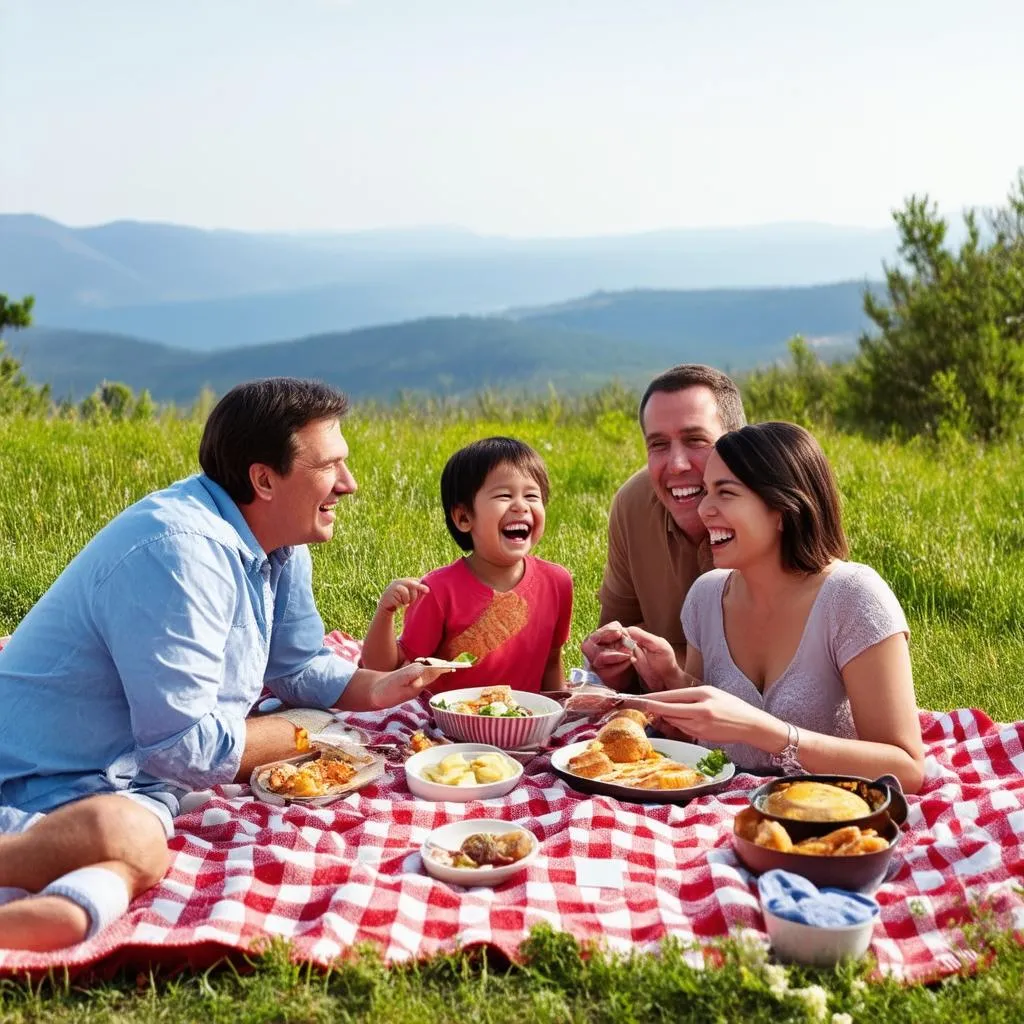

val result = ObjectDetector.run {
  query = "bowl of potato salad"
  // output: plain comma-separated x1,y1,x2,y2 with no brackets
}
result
405,743,524,801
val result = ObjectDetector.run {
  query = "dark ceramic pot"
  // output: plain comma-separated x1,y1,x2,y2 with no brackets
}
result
731,809,901,894
747,773,908,842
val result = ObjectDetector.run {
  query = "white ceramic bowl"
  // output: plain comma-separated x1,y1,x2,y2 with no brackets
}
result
405,743,524,802
428,688,564,748
420,818,539,886
762,904,879,966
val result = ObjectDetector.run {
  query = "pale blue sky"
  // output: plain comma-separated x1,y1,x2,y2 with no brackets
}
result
2,0,1022,235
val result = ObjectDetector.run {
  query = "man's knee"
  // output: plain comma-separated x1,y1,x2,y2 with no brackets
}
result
76,796,170,891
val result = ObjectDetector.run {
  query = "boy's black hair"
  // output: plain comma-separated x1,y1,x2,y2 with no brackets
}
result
440,437,550,551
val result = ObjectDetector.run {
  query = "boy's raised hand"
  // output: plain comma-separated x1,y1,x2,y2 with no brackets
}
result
378,578,430,615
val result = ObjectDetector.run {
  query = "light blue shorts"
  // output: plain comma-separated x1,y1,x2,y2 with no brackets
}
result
0,790,176,840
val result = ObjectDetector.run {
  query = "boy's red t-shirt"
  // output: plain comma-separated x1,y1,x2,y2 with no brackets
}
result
397,555,573,695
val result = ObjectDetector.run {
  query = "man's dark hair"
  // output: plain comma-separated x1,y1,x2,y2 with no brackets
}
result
440,437,550,552
714,421,848,574
199,377,350,503
638,364,746,433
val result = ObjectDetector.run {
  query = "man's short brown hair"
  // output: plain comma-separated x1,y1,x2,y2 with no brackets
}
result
199,377,350,504
638,364,746,433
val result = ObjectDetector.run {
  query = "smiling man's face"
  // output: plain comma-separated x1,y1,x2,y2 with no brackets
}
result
269,417,357,547
642,385,726,543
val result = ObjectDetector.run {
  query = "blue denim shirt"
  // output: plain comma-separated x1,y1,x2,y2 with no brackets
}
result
0,474,356,814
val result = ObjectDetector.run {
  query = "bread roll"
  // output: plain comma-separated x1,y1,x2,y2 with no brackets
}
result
606,708,651,729
567,749,615,779
596,717,653,762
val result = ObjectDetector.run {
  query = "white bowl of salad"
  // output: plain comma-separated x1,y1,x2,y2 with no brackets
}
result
428,686,564,749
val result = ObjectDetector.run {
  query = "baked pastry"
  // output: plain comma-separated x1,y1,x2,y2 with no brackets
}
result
606,708,651,729
635,766,705,790
762,781,872,822
567,747,616,779
595,717,653,762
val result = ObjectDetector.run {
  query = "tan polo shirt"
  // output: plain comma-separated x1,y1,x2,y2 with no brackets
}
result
597,468,714,680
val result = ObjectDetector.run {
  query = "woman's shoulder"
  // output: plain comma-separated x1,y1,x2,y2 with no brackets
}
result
682,568,730,618
687,567,730,601
821,561,909,650
825,561,902,607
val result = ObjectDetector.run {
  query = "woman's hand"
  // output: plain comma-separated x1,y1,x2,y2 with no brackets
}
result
378,578,430,615
643,685,776,746
625,627,689,692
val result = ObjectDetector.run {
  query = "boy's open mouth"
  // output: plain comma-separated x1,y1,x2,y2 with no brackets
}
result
501,522,532,542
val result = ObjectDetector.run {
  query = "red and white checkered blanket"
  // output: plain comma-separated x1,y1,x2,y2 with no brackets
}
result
1,636,1022,982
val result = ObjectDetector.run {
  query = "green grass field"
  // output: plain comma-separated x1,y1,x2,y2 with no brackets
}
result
1,409,1023,1021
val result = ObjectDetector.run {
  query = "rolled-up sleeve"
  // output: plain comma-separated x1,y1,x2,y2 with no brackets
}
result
264,546,357,709
94,535,247,789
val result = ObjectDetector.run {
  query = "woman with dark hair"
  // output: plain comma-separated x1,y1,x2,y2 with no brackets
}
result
629,422,925,793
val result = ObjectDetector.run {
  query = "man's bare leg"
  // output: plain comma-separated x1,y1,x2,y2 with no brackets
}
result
0,795,169,951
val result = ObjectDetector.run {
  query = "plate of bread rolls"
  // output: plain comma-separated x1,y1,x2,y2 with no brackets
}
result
550,709,735,803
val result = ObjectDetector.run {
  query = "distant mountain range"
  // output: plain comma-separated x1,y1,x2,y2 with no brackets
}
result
1,214,893,349
12,282,874,403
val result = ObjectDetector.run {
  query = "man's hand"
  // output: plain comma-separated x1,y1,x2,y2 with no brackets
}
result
337,658,456,711
378,578,430,615
627,627,689,692
581,621,639,689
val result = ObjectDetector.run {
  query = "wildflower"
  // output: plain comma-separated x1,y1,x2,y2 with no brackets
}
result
763,962,789,997
831,1014,853,1024
791,984,829,1021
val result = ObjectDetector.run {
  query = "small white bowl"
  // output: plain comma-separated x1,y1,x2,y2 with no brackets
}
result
428,688,564,748
762,904,878,966
405,743,524,802
421,818,539,886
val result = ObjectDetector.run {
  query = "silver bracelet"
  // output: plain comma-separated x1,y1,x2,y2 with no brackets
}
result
770,722,804,773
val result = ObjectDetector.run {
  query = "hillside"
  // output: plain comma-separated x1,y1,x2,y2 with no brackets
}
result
13,320,659,403
510,281,873,352
13,280,871,402
14,282,871,402
1,214,895,348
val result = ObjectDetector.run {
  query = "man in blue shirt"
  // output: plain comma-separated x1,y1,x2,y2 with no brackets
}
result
0,377,446,951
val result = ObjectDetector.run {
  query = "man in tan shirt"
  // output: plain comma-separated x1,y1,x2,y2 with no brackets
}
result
582,365,746,691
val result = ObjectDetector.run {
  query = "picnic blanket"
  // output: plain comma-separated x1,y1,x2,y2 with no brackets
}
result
1,638,1022,982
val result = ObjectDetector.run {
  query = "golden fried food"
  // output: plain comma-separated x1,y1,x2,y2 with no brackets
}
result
761,780,872,822
567,747,616,779
408,731,440,754
595,717,653,762
264,755,356,797
734,809,893,857
754,819,794,852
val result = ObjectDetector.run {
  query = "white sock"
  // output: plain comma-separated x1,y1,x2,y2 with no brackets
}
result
40,867,130,939
0,886,30,907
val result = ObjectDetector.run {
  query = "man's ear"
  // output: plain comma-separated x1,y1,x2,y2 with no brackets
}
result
451,503,473,534
248,463,275,502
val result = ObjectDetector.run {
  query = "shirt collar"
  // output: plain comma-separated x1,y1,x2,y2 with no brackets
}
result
197,474,294,572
